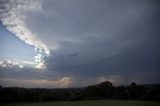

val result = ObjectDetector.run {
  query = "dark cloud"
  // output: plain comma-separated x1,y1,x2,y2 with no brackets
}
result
44,1,160,84
0,66,51,80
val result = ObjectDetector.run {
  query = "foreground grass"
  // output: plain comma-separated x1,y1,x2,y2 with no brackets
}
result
2,100,160,106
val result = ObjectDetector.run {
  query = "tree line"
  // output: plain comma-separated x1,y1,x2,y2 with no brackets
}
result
0,81,160,103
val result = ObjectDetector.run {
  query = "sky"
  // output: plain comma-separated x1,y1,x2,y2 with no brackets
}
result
0,0,160,88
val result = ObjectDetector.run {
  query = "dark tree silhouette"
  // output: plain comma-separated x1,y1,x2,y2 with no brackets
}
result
0,81,159,103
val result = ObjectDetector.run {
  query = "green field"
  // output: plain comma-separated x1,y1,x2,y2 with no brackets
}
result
2,100,160,106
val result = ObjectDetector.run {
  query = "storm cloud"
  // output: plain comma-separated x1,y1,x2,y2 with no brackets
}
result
0,0,160,87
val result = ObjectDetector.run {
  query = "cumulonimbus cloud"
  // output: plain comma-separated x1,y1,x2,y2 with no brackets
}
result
0,0,49,55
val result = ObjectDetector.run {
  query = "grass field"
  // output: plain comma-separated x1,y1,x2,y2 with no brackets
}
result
2,100,160,106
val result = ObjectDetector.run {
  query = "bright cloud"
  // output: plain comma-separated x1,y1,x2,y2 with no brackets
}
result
0,0,49,68
0,59,35,69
